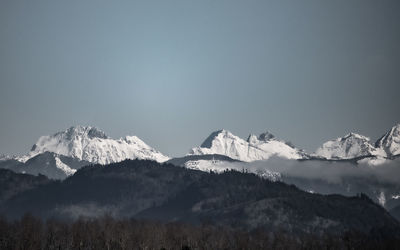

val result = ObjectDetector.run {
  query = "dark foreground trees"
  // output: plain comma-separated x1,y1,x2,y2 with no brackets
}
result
0,214,399,250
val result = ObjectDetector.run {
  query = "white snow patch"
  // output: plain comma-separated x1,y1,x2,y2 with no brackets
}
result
55,157,77,176
184,159,282,182
378,191,386,207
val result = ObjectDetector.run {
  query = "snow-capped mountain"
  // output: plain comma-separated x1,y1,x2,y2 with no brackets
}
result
247,131,307,160
0,152,90,179
18,126,169,164
314,133,385,160
375,123,400,158
188,129,306,162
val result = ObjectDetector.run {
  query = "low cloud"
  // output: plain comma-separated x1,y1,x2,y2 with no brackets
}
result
203,157,400,185
55,203,118,219
247,157,400,185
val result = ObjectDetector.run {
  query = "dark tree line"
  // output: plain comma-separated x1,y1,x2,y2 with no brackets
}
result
0,214,399,250
1,160,400,249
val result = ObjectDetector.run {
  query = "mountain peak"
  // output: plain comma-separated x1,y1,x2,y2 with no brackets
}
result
258,131,275,141
342,132,370,141
21,126,169,164
190,129,305,162
30,125,108,152
375,123,400,157
315,132,382,160
200,129,235,148
61,125,108,140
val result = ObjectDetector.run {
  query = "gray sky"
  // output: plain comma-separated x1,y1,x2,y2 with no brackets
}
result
0,0,399,157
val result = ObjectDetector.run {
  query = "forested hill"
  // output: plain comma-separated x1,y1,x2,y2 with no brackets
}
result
0,168,51,203
0,159,399,237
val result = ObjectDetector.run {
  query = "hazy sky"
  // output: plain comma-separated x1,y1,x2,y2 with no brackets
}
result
0,0,399,157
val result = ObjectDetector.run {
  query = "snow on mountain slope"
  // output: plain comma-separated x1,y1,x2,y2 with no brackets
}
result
55,156,77,176
247,132,307,160
315,133,386,160
0,155,12,161
18,126,169,164
0,152,89,179
375,123,400,158
188,130,254,161
188,129,305,162
183,158,282,182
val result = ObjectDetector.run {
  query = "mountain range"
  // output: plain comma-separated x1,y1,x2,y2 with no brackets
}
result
190,124,400,163
1,125,400,239
1,124,399,179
